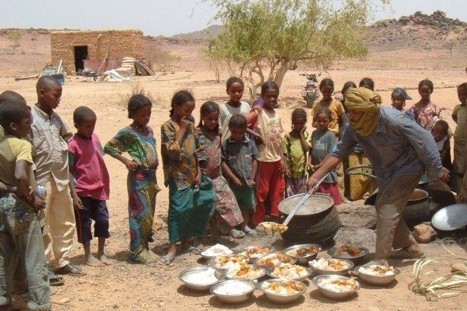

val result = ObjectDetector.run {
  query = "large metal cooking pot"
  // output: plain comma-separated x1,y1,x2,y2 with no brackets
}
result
279,193,340,245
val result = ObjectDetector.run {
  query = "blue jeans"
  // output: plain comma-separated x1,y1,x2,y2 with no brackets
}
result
0,193,51,310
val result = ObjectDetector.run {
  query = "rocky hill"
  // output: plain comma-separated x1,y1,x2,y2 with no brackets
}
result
367,10,467,51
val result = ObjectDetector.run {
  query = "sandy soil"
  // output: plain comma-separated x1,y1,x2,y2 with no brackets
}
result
1,42,466,310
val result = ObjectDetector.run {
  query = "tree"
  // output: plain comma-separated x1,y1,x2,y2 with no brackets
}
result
206,0,389,99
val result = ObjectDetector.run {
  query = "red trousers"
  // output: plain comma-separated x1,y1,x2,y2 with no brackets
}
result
253,160,285,225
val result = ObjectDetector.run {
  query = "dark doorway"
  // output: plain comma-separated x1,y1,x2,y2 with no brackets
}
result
74,46,88,74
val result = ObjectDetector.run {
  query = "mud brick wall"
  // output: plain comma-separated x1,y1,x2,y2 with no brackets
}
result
51,30,143,75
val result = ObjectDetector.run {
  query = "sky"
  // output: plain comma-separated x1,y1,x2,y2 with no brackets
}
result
0,0,466,37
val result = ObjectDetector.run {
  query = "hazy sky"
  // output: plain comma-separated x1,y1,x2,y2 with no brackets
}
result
1,0,466,37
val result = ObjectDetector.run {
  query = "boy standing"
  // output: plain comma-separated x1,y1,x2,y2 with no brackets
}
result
221,114,258,235
30,77,85,278
0,100,51,310
452,83,467,191
68,106,111,266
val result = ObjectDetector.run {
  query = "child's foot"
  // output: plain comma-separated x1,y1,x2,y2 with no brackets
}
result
85,255,105,267
244,226,257,236
97,254,112,266
147,249,159,261
229,228,245,239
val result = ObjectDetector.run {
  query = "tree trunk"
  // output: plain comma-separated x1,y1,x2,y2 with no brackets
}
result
273,62,290,89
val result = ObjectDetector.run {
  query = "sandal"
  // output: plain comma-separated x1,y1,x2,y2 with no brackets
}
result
54,263,86,277
230,229,245,239
47,269,64,286
158,254,175,265
187,245,203,255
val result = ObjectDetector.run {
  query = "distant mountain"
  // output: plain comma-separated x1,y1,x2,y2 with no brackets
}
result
170,25,223,41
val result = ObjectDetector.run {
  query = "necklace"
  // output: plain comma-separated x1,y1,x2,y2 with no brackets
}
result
131,124,149,135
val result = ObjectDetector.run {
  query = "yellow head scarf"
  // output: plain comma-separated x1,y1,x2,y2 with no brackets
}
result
344,87,382,136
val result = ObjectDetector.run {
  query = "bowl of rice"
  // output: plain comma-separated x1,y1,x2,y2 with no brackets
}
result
309,258,354,275
259,279,307,304
179,266,224,291
210,279,256,304
312,275,360,300
267,263,312,281
356,264,399,285
200,244,233,259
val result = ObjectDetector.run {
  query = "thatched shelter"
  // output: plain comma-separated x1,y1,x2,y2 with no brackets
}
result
51,29,143,75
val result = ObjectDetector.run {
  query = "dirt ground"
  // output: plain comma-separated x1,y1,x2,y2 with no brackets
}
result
1,42,467,310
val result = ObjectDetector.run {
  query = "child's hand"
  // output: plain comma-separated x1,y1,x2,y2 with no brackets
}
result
180,116,192,130
232,177,243,188
123,158,138,171
34,195,46,211
300,126,307,137
72,195,84,210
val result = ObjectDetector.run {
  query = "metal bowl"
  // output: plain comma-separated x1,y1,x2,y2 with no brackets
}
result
225,265,267,281
432,203,467,231
200,244,233,260
209,254,249,271
312,275,360,300
178,266,224,291
309,258,354,275
327,246,369,263
238,246,274,263
356,265,400,285
256,252,297,270
259,279,307,304
283,244,321,265
267,264,312,281
210,279,256,304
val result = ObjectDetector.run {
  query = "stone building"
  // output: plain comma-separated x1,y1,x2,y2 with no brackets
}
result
51,29,143,75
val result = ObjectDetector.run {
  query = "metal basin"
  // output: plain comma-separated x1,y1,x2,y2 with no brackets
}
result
210,279,256,304
431,203,467,231
259,279,307,304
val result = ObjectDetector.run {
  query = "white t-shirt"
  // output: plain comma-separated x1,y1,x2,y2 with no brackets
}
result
219,101,251,142
256,109,284,162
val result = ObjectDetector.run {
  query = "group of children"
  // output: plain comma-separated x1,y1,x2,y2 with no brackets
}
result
0,73,466,309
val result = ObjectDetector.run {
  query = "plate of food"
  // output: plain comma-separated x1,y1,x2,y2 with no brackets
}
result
225,263,267,281
309,258,354,275
256,222,288,235
312,275,360,300
211,254,249,271
256,252,297,270
356,264,399,285
327,243,369,262
259,279,307,304
200,244,233,259
267,263,312,281
178,266,224,291
238,246,274,262
283,244,321,265
211,279,256,304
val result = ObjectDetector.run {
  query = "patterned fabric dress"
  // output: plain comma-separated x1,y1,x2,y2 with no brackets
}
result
104,127,159,263
196,128,243,234
409,101,440,131
161,120,215,243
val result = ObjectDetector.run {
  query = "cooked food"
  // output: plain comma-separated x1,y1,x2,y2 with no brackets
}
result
317,277,358,292
240,246,272,259
270,263,309,280
262,280,305,295
310,258,351,271
181,268,219,285
213,281,254,296
226,264,264,280
286,246,319,257
335,243,363,257
256,222,288,235
257,253,295,269
201,244,233,257
358,265,395,276
214,254,248,270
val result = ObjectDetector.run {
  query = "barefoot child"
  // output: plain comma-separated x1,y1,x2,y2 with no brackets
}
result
310,108,342,205
252,81,285,225
196,101,244,239
0,100,50,310
221,114,258,235
282,108,311,196
104,95,160,264
68,106,111,266
160,90,215,264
